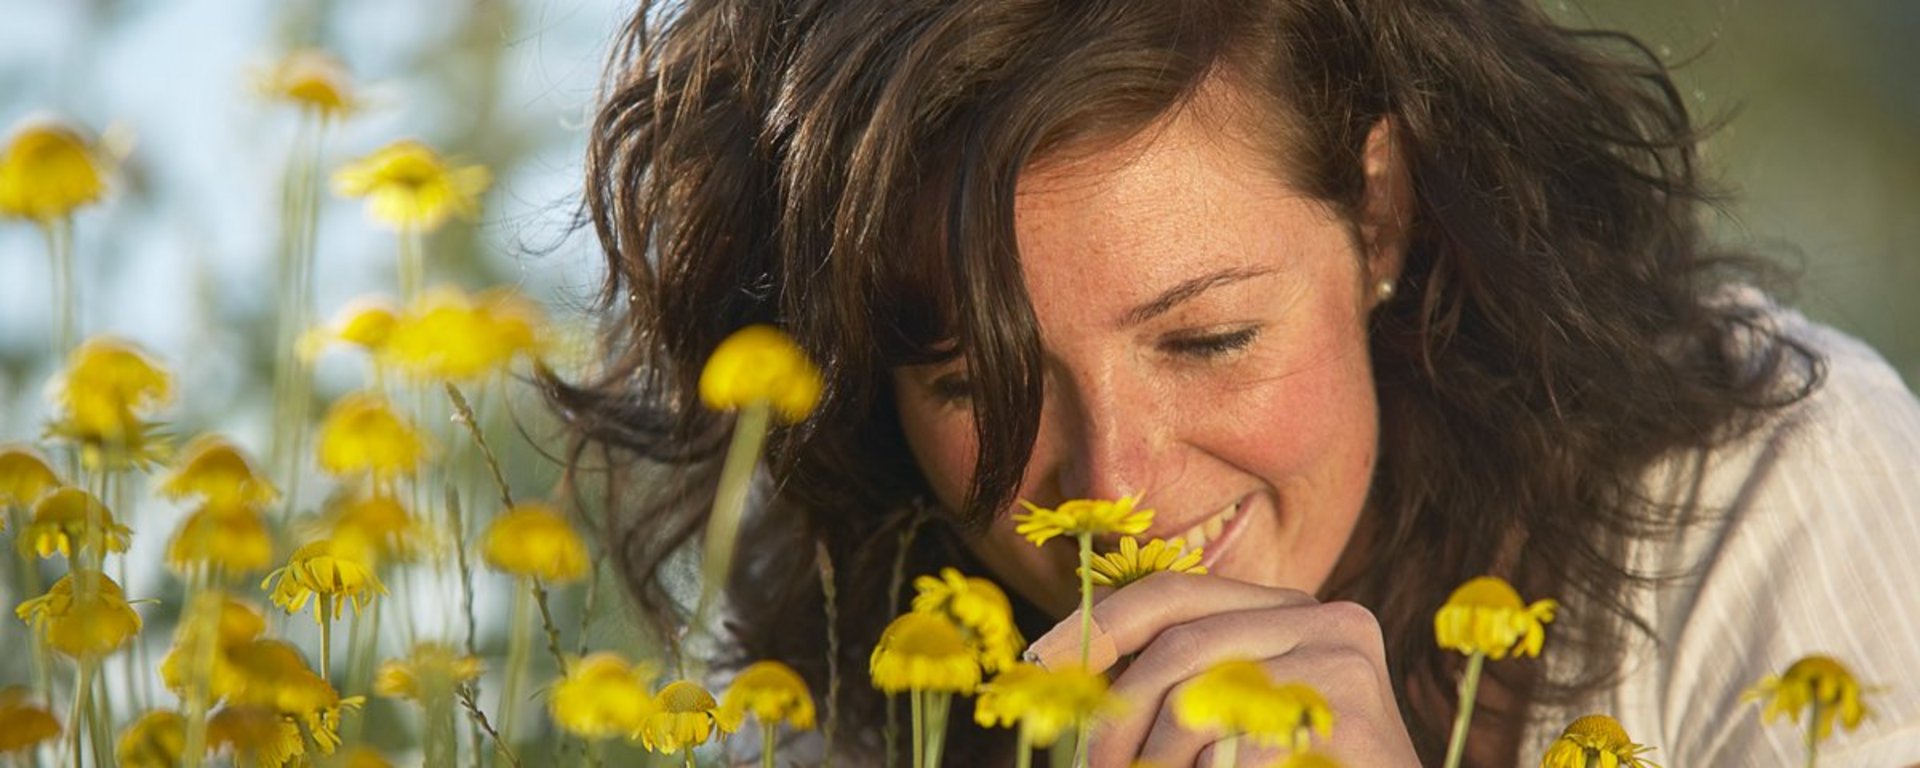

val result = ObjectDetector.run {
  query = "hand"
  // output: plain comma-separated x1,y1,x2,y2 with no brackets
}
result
1025,572,1422,767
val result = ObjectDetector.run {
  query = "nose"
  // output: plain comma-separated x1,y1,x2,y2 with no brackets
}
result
1035,359,1165,505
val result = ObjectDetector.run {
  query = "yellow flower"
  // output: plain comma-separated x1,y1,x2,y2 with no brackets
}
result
0,118,108,221
1172,660,1334,751
974,663,1121,747
480,502,589,583
1279,753,1345,768
326,492,424,565
262,538,387,624
332,140,490,232
168,503,276,575
19,486,130,559
720,660,816,731
15,570,143,658
160,595,268,700
315,392,430,484
1014,496,1155,547
0,445,61,512
1540,714,1659,768
1434,576,1558,660
383,286,545,382
1082,536,1206,589
1743,654,1872,744
116,709,186,768
697,325,824,423
912,567,1024,673
869,611,981,695
549,653,657,740
218,639,362,754
207,705,305,768
0,687,61,753
259,49,359,120
341,745,395,768
45,336,173,462
641,680,737,753
160,435,278,510
374,642,483,701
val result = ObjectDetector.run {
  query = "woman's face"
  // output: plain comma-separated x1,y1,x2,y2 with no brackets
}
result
893,84,1406,616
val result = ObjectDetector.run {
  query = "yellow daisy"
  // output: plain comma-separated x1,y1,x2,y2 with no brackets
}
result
1172,660,1334,751
720,660,816,731
480,502,589,584
218,639,362,754
974,663,1121,747
374,642,484,701
207,705,305,768
1082,536,1206,589
116,709,186,768
1013,496,1154,547
0,687,61,754
0,118,109,222
383,285,546,382
45,336,173,464
262,538,387,624
1434,576,1559,660
333,140,490,233
160,435,278,510
697,325,824,423
869,611,981,695
1540,714,1659,768
640,680,737,754
1279,753,1346,768
159,595,268,701
15,569,143,658
314,392,430,485
341,745,395,768
548,652,657,741
912,567,1024,673
259,49,359,120
167,502,276,576
326,491,425,565
1743,654,1872,744
19,486,130,559
0,445,61,512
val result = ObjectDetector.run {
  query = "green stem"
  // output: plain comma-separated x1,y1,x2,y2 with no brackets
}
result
815,541,840,768
1440,652,1486,768
691,402,772,664
1071,719,1089,768
501,582,532,744
1013,724,1032,768
181,580,219,768
910,691,925,768
682,747,697,768
924,693,949,768
68,661,92,768
762,721,778,768
1077,533,1093,667
44,216,76,356
398,227,426,302
320,602,334,681
1806,701,1820,768
1212,734,1239,768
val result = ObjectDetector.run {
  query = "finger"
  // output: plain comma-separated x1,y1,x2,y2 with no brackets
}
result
1025,572,1315,672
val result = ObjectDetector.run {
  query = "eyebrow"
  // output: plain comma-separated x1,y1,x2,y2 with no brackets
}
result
1120,266,1278,327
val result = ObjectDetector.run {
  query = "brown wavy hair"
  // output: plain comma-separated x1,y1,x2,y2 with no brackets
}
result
548,0,1820,764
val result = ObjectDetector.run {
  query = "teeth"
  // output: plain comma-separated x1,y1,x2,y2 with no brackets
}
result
1177,499,1241,549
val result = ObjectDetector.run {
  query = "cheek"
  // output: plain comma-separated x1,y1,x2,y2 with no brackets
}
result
894,394,979,512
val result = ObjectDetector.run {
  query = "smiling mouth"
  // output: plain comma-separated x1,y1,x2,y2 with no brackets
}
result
1167,496,1250,566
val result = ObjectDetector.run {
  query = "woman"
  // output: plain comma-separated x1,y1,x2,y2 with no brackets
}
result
551,0,1920,764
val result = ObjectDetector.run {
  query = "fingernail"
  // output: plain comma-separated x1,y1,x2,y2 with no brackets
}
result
1026,610,1118,672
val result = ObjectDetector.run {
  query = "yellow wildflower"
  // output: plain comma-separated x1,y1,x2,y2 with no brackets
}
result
168,503,276,575
259,49,359,120
1013,495,1155,547
15,569,143,658
1540,714,1659,768
698,325,824,422
383,286,545,382
315,392,430,484
341,746,395,768
1279,753,1346,768
641,680,736,754
1434,576,1559,660
548,653,657,740
219,639,361,754
45,336,172,462
1172,660,1334,751
160,595,268,700
912,567,1024,672
262,538,387,624
0,687,61,754
0,445,61,512
869,611,981,695
116,709,186,768
207,705,304,768
481,502,589,584
374,642,483,701
327,492,424,565
0,118,108,222
1082,536,1206,589
720,660,816,731
19,486,130,558
302,297,401,363
974,663,1121,747
333,139,490,232
160,435,278,510
1743,654,1872,744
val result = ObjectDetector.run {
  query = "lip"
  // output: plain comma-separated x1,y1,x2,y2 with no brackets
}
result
1197,495,1254,569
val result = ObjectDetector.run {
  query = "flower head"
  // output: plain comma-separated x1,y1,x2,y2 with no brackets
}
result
548,652,657,741
0,118,108,221
168,502,276,576
160,435,278,510
974,663,1122,747
1743,654,1871,744
1082,536,1206,589
641,680,736,753
333,140,490,232
207,706,305,768
720,660,816,732
46,337,173,464
0,687,60,754
259,49,359,120
217,639,362,754
697,325,824,423
326,492,425,565
19,486,130,559
315,392,430,485
1434,576,1558,660
116,709,186,768
262,538,387,624
1540,714,1659,768
383,286,545,382
374,642,483,701
0,446,61,511
1172,660,1333,751
15,570,143,658
481,502,589,583
869,611,981,695
160,595,268,700
1013,496,1155,547
912,567,1024,673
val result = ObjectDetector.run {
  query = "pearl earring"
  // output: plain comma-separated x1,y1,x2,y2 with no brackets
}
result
1374,278,1397,302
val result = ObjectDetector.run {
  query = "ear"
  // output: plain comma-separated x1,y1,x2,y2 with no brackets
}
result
1358,119,1411,304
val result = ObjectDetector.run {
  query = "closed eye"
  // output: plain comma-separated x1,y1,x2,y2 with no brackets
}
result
1160,327,1260,360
